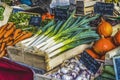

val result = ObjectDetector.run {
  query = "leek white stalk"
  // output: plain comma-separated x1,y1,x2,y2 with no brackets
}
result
30,35,45,46
45,30,99,53
32,36,48,47
48,38,99,58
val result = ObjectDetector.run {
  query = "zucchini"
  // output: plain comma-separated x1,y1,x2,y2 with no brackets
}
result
104,65,115,76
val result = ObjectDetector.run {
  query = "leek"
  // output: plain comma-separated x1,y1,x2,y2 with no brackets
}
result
48,38,99,58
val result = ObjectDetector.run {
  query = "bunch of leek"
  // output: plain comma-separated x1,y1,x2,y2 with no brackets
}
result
19,10,100,58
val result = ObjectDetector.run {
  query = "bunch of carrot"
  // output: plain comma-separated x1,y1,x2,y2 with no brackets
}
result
0,22,33,58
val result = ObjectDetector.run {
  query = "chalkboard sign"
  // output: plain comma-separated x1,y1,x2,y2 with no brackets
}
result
80,51,101,74
113,56,120,80
54,7,68,21
94,2,114,16
76,1,84,14
29,16,41,26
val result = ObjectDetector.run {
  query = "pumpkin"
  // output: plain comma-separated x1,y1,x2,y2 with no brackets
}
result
113,29,120,46
85,48,100,59
93,36,115,56
97,18,113,37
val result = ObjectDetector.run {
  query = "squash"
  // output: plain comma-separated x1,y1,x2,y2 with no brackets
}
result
93,36,115,56
97,18,113,37
113,29,120,46
85,48,100,59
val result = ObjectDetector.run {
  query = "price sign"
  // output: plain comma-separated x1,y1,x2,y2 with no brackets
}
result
12,8,24,13
94,2,114,16
80,51,101,74
54,7,68,21
29,16,41,26
113,56,120,80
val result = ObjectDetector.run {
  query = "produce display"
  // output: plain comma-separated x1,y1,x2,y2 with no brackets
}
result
0,22,33,57
9,12,39,33
42,12,54,21
95,65,115,80
17,11,100,58
113,29,120,46
97,18,113,37
0,6,5,21
46,58,93,80
1,1,120,80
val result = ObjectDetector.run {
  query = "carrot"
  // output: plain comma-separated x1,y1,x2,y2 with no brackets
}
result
14,31,27,40
3,36,13,43
0,24,8,34
0,50,6,58
13,29,22,39
0,29,6,39
4,25,15,38
85,48,100,59
0,39,3,43
6,41,13,46
0,43,6,51
13,32,32,45
6,22,14,30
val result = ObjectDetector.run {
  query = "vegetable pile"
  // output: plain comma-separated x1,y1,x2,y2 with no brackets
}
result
95,65,115,80
46,56,101,80
9,12,39,33
86,18,120,60
0,22,33,57
0,6,5,21
18,11,100,58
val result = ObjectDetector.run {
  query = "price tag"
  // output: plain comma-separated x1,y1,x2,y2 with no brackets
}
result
113,56,120,80
94,2,114,16
54,7,69,21
12,8,24,13
80,51,101,74
29,16,41,26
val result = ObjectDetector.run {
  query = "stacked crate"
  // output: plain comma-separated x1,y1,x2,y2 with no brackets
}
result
76,0,103,15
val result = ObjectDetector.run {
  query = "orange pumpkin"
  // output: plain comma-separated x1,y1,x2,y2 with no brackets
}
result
97,18,113,37
93,36,115,56
85,48,100,59
113,29,120,46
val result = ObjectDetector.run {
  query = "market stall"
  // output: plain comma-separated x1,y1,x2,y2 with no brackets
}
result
0,0,120,80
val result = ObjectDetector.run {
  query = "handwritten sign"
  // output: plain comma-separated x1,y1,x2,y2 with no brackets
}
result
29,16,41,26
94,2,114,16
76,1,84,14
80,51,101,74
54,7,68,21
113,56,120,80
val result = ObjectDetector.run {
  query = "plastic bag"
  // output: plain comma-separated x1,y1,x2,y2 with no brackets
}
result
50,0,70,8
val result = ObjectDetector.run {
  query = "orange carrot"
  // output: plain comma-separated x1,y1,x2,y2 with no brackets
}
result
13,29,22,39
6,22,14,30
3,36,13,43
0,50,6,58
6,41,13,46
4,25,15,38
14,31,27,40
0,29,6,39
0,43,6,51
0,24,8,34
0,39,3,43
13,32,32,45
85,49,100,59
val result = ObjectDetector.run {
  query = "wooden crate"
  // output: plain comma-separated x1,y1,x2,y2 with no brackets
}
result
0,2,12,26
76,0,103,15
34,74,58,80
7,44,91,71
